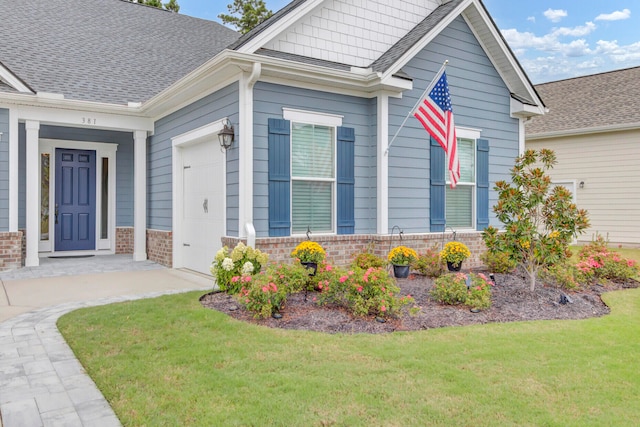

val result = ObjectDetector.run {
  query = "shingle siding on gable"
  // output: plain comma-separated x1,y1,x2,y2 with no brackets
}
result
387,16,519,232
0,109,9,231
149,82,240,233
253,82,376,237
262,0,439,67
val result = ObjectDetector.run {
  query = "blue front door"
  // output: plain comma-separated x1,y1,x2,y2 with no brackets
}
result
55,148,96,251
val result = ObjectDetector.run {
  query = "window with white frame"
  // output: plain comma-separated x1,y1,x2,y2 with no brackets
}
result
291,122,336,234
446,137,476,228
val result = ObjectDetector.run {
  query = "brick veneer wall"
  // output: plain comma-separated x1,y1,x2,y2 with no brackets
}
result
115,227,134,254
222,232,487,269
0,231,25,271
146,229,172,267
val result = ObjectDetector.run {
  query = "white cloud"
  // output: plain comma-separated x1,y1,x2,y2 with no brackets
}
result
552,22,596,38
595,9,631,21
527,16,535,23
544,8,567,23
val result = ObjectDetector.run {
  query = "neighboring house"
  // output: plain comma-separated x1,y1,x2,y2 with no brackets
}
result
0,0,544,275
525,66,640,246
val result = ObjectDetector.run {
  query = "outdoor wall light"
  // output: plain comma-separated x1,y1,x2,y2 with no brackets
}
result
218,119,235,150
579,181,585,189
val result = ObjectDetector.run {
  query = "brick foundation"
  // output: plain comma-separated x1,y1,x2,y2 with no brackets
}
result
0,231,25,271
222,232,487,269
115,227,134,254
146,229,172,267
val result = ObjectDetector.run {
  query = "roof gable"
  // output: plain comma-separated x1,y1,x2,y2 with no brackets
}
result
253,0,441,68
233,0,542,110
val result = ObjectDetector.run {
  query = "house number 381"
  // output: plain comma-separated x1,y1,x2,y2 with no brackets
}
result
82,117,97,125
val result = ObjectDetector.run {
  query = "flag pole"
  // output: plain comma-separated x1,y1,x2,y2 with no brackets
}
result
384,60,448,156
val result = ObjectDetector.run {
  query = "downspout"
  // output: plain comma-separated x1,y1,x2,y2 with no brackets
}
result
238,62,261,244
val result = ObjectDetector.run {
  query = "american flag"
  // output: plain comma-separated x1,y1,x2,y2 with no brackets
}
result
413,69,459,188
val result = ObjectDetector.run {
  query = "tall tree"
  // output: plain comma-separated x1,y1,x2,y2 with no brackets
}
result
219,0,273,34
128,0,180,12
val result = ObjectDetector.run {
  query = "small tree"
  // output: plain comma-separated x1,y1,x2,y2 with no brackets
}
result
482,149,589,291
218,0,273,34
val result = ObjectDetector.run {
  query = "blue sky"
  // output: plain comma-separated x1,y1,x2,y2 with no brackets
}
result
178,0,640,83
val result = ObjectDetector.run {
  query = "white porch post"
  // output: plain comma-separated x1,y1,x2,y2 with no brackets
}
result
8,109,19,232
133,130,147,261
25,120,40,267
376,93,389,234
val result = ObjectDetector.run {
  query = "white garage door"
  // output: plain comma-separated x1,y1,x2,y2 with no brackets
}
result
181,141,225,275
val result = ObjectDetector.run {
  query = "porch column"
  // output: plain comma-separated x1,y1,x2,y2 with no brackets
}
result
25,120,40,267
376,93,389,234
133,130,147,261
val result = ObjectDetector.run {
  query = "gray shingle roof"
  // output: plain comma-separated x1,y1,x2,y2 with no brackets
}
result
0,0,239,105
526,66,640,136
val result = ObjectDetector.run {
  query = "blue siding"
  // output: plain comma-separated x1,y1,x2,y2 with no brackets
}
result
0,109,8,231
388,16,520,232
149,82,239,233
253,82,376,237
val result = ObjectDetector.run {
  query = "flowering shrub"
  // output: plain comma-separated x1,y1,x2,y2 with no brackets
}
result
211,242,269,293
576,251,638,284
388,246,418,266
237,275,288,319
412,245,444,278
439,241,471,267
291,241,326,264
431,272,493,310
317,266,415,318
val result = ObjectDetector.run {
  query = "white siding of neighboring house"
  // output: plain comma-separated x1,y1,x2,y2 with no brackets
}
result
526,129,640,246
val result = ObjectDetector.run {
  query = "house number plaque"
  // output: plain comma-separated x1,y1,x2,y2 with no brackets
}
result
81,117,97,125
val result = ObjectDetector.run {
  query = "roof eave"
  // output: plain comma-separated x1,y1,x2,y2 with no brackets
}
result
142,50,411,120
527,122,640,140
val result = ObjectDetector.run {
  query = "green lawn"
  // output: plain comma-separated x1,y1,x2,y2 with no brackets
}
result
58,288,640,426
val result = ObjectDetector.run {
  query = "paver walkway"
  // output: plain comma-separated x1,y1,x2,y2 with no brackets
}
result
0,257,214,426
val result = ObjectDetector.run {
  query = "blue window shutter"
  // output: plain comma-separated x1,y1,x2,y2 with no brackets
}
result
337,126,355,234
476,138,490,230
430,136,446,232
268,118,291,236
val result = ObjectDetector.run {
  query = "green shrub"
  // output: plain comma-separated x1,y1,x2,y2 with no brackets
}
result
431,272,493,310
539,263,582,290
351,251,386,270
412,246,444,278
481,250,517,274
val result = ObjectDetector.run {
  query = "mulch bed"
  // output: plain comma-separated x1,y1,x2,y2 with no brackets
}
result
199,271,639,334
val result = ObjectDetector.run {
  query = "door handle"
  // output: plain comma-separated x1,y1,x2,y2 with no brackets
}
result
55,204,59,224
203,198,208,213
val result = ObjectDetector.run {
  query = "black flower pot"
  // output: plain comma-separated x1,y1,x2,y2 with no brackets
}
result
393,264,410,278
447,261,462,272
301,262,318,276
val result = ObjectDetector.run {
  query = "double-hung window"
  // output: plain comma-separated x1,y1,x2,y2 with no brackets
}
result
446,137,476,228
291,123,335,234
